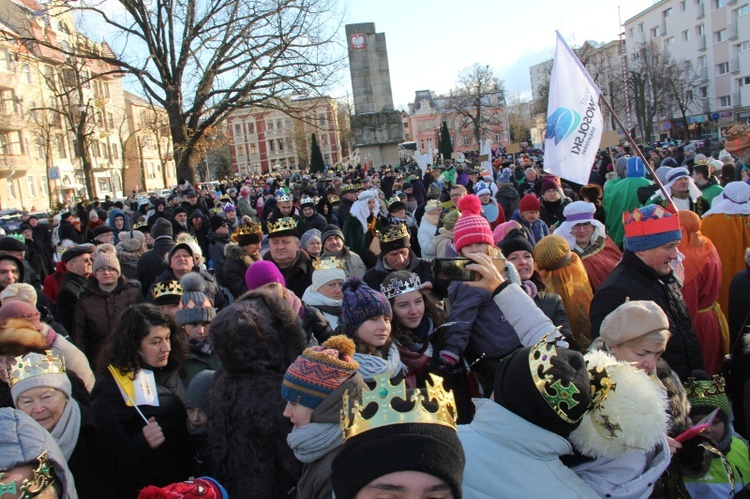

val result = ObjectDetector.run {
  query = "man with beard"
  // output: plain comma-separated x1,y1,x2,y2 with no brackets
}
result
171,207,190,236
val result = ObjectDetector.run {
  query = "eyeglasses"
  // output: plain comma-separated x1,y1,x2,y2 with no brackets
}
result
571,223,593,231
96,266,118,274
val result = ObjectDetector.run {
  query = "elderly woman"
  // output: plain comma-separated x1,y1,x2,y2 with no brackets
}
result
302,258,345,331
91,303,192,487
300,229,323,260
10,351,142,497
556,201,622,292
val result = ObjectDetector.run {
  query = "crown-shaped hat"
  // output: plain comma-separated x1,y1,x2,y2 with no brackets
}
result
151,280,184,301
341,372,457,442
219,194,231,203
7,351,66,388
300,195,316,206
380,273,422,300
231,221,263,243
623,204,680,238
0,451,56,499
529,335,584,424
132,220,148,231
329,196,340,204
376,224,410,244
267,217,298,237
684,374,726,399
312,257,345,271
386,196,404,208
275,189,293,203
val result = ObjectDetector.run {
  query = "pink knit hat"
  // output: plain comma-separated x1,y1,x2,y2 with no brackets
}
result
245,261,286,291
453,195,494,253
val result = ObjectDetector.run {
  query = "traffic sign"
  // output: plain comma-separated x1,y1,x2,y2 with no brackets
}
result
48,168,59,180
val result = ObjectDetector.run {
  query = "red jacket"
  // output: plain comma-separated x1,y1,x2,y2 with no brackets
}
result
43,261,67,304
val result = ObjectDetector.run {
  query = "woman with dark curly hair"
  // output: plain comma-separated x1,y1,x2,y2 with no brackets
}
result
91,303,192,487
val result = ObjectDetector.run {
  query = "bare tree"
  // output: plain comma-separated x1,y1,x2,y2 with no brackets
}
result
663,57,706,140
627,42,673,142
444,64,505,147
30,0,345,183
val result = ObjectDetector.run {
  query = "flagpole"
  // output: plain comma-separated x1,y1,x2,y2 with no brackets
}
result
597,94,678,212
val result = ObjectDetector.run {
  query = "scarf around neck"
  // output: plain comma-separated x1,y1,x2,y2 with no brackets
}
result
286,422,342,463
353,343,402,381
51,399,81,460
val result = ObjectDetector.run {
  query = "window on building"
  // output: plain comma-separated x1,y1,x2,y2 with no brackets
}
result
714,0,726,8
495,131,502,142
719,95,731,106
234,124,242,135
285,119,291,129
247,122,255,134
2,49,12,71
700,86,708,97
0,89,16,114
276,119,283,129
717,61,730,74
23,137,29,158
682,30,690,41
102,82,110,98
628,27,634,38
250,143,257,154
40,175,48,195
22,64,31,83
111,144,118,159
697,24,705,36
638,22,644,33
6,178,15,199
237,145,245,156
666,36,675,45
715,29,727,42
463,134,470,145
738,4,749,16
27,176,36,197
664,7,673,16
739,76,750,86
278,139,284,151
56,135,66,158
680,0,686,10
34,138,44,159
269,140,275,152
418,121,423,131
267,121,274,131
651,27,659,38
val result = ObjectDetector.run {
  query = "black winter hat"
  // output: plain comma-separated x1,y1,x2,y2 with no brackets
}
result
0,237,27,252
493,339,591,438
210,215,227,232
151,218,173,240
331,422,465,499
498,228,534,257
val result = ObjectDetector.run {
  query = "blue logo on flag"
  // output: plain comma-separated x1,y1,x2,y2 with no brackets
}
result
546,108,581,145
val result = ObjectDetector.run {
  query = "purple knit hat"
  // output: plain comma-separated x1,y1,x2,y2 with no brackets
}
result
341,277,392,337
245,261,286,291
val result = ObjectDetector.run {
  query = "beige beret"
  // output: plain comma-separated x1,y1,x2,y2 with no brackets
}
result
600,300,669,347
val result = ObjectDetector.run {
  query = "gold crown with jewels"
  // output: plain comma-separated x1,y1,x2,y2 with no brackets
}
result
0,451,56,498
7,351,66,388
267,217,298,235
231,221,263,242
376,223,409,244
151,280,184,300
312,257,345,271
132,220,148,231
684,374,726,399
329,196,340,204
529,334,583,424
380,273,422,299
341,372,457,442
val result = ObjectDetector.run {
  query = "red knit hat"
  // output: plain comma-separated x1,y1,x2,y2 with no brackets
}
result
519,194,541,212
453,195,494,253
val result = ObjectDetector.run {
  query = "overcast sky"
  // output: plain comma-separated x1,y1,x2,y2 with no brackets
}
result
337,0,658,109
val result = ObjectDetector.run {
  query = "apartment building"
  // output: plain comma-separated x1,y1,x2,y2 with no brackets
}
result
623,0,750,135
226,97,343,175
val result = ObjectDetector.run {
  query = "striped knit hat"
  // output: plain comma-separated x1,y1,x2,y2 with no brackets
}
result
281,336,360,409
341,277,392,337
453,195,494,253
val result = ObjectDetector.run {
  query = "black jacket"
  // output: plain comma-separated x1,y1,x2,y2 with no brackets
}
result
590,250,704,378
263,251,313,300
136,237,176,292
56,272,89,334
363,251,435,295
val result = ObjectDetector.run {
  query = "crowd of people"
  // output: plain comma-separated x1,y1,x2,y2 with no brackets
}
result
2,125,750,498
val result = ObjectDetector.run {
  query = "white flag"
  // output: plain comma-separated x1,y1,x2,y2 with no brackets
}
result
543,31,603,185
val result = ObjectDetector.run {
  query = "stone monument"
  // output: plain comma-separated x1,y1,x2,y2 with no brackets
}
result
345,23,403,167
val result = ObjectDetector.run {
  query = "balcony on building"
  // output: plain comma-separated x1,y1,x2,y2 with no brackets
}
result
731,57,741,73
660,21,667,36
698,34,707,51
734,91,742,107
729,22,739,40
699,66,709,81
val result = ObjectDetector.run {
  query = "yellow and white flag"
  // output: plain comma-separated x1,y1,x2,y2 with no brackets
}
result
543,31,603,185
108,365,160,407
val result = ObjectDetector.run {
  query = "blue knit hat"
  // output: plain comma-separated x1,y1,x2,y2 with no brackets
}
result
341,277,392,337
497,168,513,184
623,204,681,252
626,157,646,178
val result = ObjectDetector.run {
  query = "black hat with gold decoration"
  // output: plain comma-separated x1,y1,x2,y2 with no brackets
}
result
232,221,263,246
377,223,410,255
267,217,299,239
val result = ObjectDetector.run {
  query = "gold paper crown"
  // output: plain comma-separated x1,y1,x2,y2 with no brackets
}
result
587,362,621,438
341,372,457,442
529,335,583,424
386,196,403,208
132,220,148,231
695,158,711,167
344,183,363,192
312,257,345,271
376,224,410,244
684,374,726,399
175,233,198,245
426,199,442,209
219,194,231,202
380,273,422,299
7,351,66,388
267,217,298,234
329,196,340,204
0,451,55,498
231,222,263,242
151,280,184,300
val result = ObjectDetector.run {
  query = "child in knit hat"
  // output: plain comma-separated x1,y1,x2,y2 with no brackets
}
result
340,277,402,383
185,369,214,477
177,274,220,387
683,373,750,496
511,193,550,246
281,335,365,498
